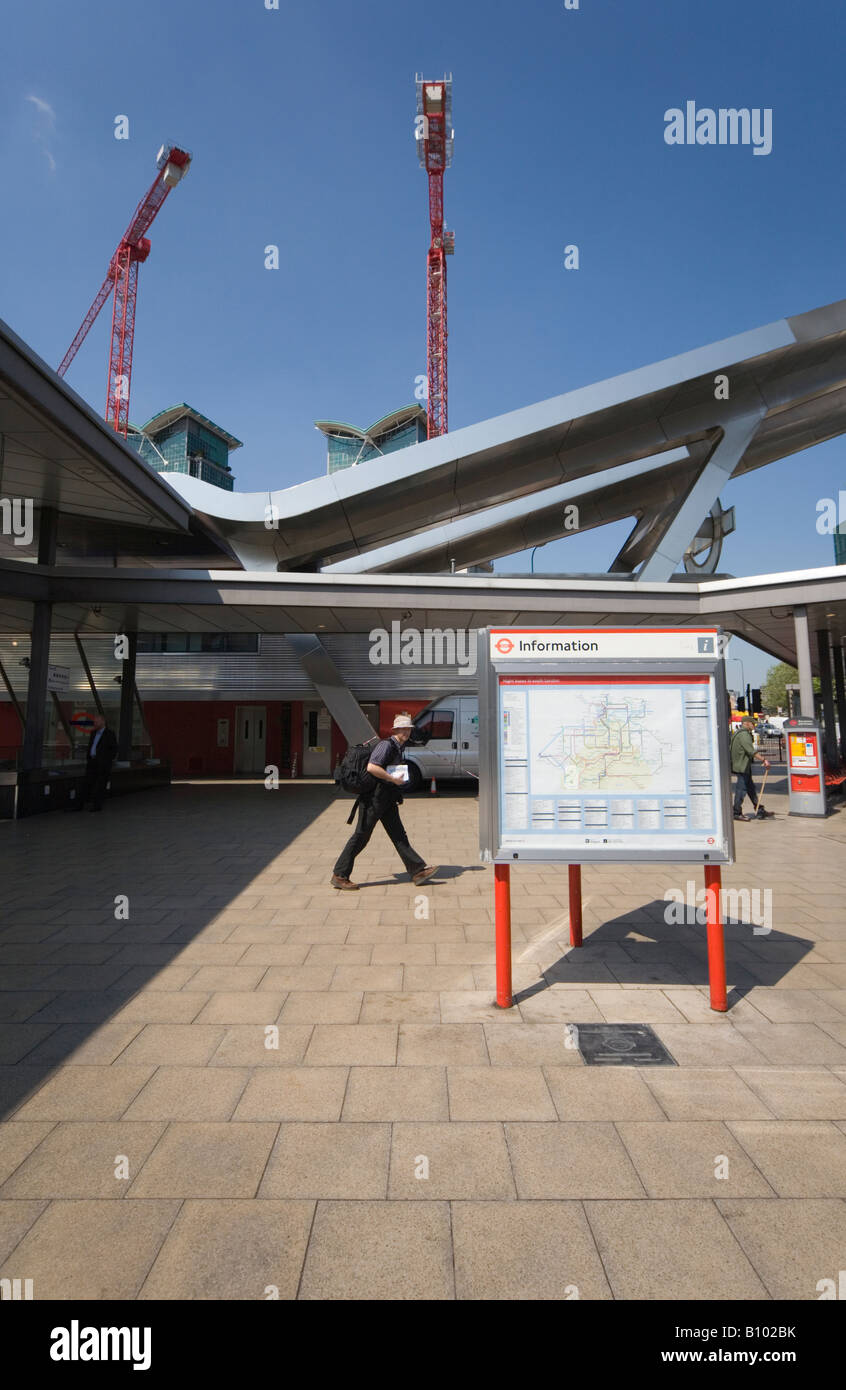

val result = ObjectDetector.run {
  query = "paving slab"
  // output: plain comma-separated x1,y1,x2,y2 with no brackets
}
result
123,1067,251,1121
544,1067,665,1121
12,1066,155,1121
726,1120,846,1197
0,1199,180,1298
303,1024,397,1066
452,1201,613,1301
389,1122,515,1199
128,1122,279,1198
342,1067,449,1121
397,1024,488,1066
734,1068,846,1120
298,1201,454,1300
0,1199,49,1264
280,992,363,1024
505,1122,645,1199
482,1022,582,1067
259,1122,390,1199
0,1122,56,1186
639,1067,774,1120
233,1068,349,1121
584,1200,770,1300
138,1199,315,1300
717,1198,846,1300
0,1121,166,1198
447,1066,557,1120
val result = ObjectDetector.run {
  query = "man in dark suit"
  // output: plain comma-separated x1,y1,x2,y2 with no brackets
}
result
78,715,118,812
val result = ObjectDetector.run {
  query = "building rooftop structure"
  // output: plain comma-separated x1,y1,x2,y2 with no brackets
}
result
315,405,427,474
131,403,242,493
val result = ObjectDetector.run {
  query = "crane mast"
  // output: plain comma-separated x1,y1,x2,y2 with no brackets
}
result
415,76,454,439
58,144,191,437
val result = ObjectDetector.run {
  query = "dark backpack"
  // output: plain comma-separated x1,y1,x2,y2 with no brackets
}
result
337,738,378,798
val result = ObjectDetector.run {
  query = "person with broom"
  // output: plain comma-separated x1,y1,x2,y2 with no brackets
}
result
731,716,771,820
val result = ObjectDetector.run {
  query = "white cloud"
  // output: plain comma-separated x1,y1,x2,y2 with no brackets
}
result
26,94,56,122
25,93,57,171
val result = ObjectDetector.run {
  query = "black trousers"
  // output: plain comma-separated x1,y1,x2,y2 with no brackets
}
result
334,798,426,880
81,762,110,810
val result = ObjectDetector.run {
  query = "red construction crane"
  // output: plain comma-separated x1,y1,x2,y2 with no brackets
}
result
57,143,192,437
415,76,454,439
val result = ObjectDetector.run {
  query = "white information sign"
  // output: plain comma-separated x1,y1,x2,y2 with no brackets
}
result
478,626,733,864
47,664,70,693
497,676,725,856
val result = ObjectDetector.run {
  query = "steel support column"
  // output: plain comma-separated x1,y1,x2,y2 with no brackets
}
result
21,603,51,771
793,606,815,717
73,634,105,715
21,507,58,772
816,630,838,767
117,632,137,761
834,641,846,764
637,409,764,582
285,634,377,745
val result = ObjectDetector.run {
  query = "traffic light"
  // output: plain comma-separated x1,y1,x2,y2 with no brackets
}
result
751,688,762,714
736,696,746,712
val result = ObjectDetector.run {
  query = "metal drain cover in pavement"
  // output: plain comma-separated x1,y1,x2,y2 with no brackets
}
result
571,1023,677,1066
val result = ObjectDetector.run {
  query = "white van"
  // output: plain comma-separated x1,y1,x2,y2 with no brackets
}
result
405,694,479,790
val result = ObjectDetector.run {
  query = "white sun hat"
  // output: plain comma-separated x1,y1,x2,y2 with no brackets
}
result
391,714,414,730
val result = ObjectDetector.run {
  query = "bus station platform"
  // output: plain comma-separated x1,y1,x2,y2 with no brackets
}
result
0,776,845,1300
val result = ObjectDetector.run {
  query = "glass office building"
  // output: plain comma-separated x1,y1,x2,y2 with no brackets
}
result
315,405,427,475
131,404,242,491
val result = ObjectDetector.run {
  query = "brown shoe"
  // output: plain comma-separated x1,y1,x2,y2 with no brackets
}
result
412,865,439,886
331,875,359,890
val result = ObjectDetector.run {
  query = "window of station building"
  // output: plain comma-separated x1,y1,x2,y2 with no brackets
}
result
414,708,454,741
137,633,260,653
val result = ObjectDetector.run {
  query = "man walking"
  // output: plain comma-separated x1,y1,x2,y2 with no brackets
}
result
731,716,770,820
332,713,438,890
77,713,118,812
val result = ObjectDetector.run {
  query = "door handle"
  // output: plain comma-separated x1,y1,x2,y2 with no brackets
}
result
462,742,469,749
451,742,457,749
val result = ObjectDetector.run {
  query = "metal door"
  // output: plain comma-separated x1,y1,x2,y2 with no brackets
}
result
234,706,266,774
302,703,331,776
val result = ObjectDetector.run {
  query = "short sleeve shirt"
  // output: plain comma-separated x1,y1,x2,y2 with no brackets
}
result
367,736,405,806
368,736,404,771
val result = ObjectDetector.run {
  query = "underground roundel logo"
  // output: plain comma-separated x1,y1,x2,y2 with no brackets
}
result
494,637,514,654
707,837,715,845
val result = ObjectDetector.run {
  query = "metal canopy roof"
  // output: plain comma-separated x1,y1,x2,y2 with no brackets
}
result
1,562,844,669
0,317,236,569
161,297,846,573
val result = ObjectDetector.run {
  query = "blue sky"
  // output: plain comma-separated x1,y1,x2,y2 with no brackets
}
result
3,0,845,685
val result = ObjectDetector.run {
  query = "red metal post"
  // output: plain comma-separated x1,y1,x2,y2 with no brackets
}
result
568,864,583,946
494,862,512,1008
704,864,727,1012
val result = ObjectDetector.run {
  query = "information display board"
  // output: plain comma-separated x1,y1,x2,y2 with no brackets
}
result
478,627,734,865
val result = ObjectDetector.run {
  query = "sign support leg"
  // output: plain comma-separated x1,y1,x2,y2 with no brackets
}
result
704,864,727,1012
568,864,583,947
494,863,513,1008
